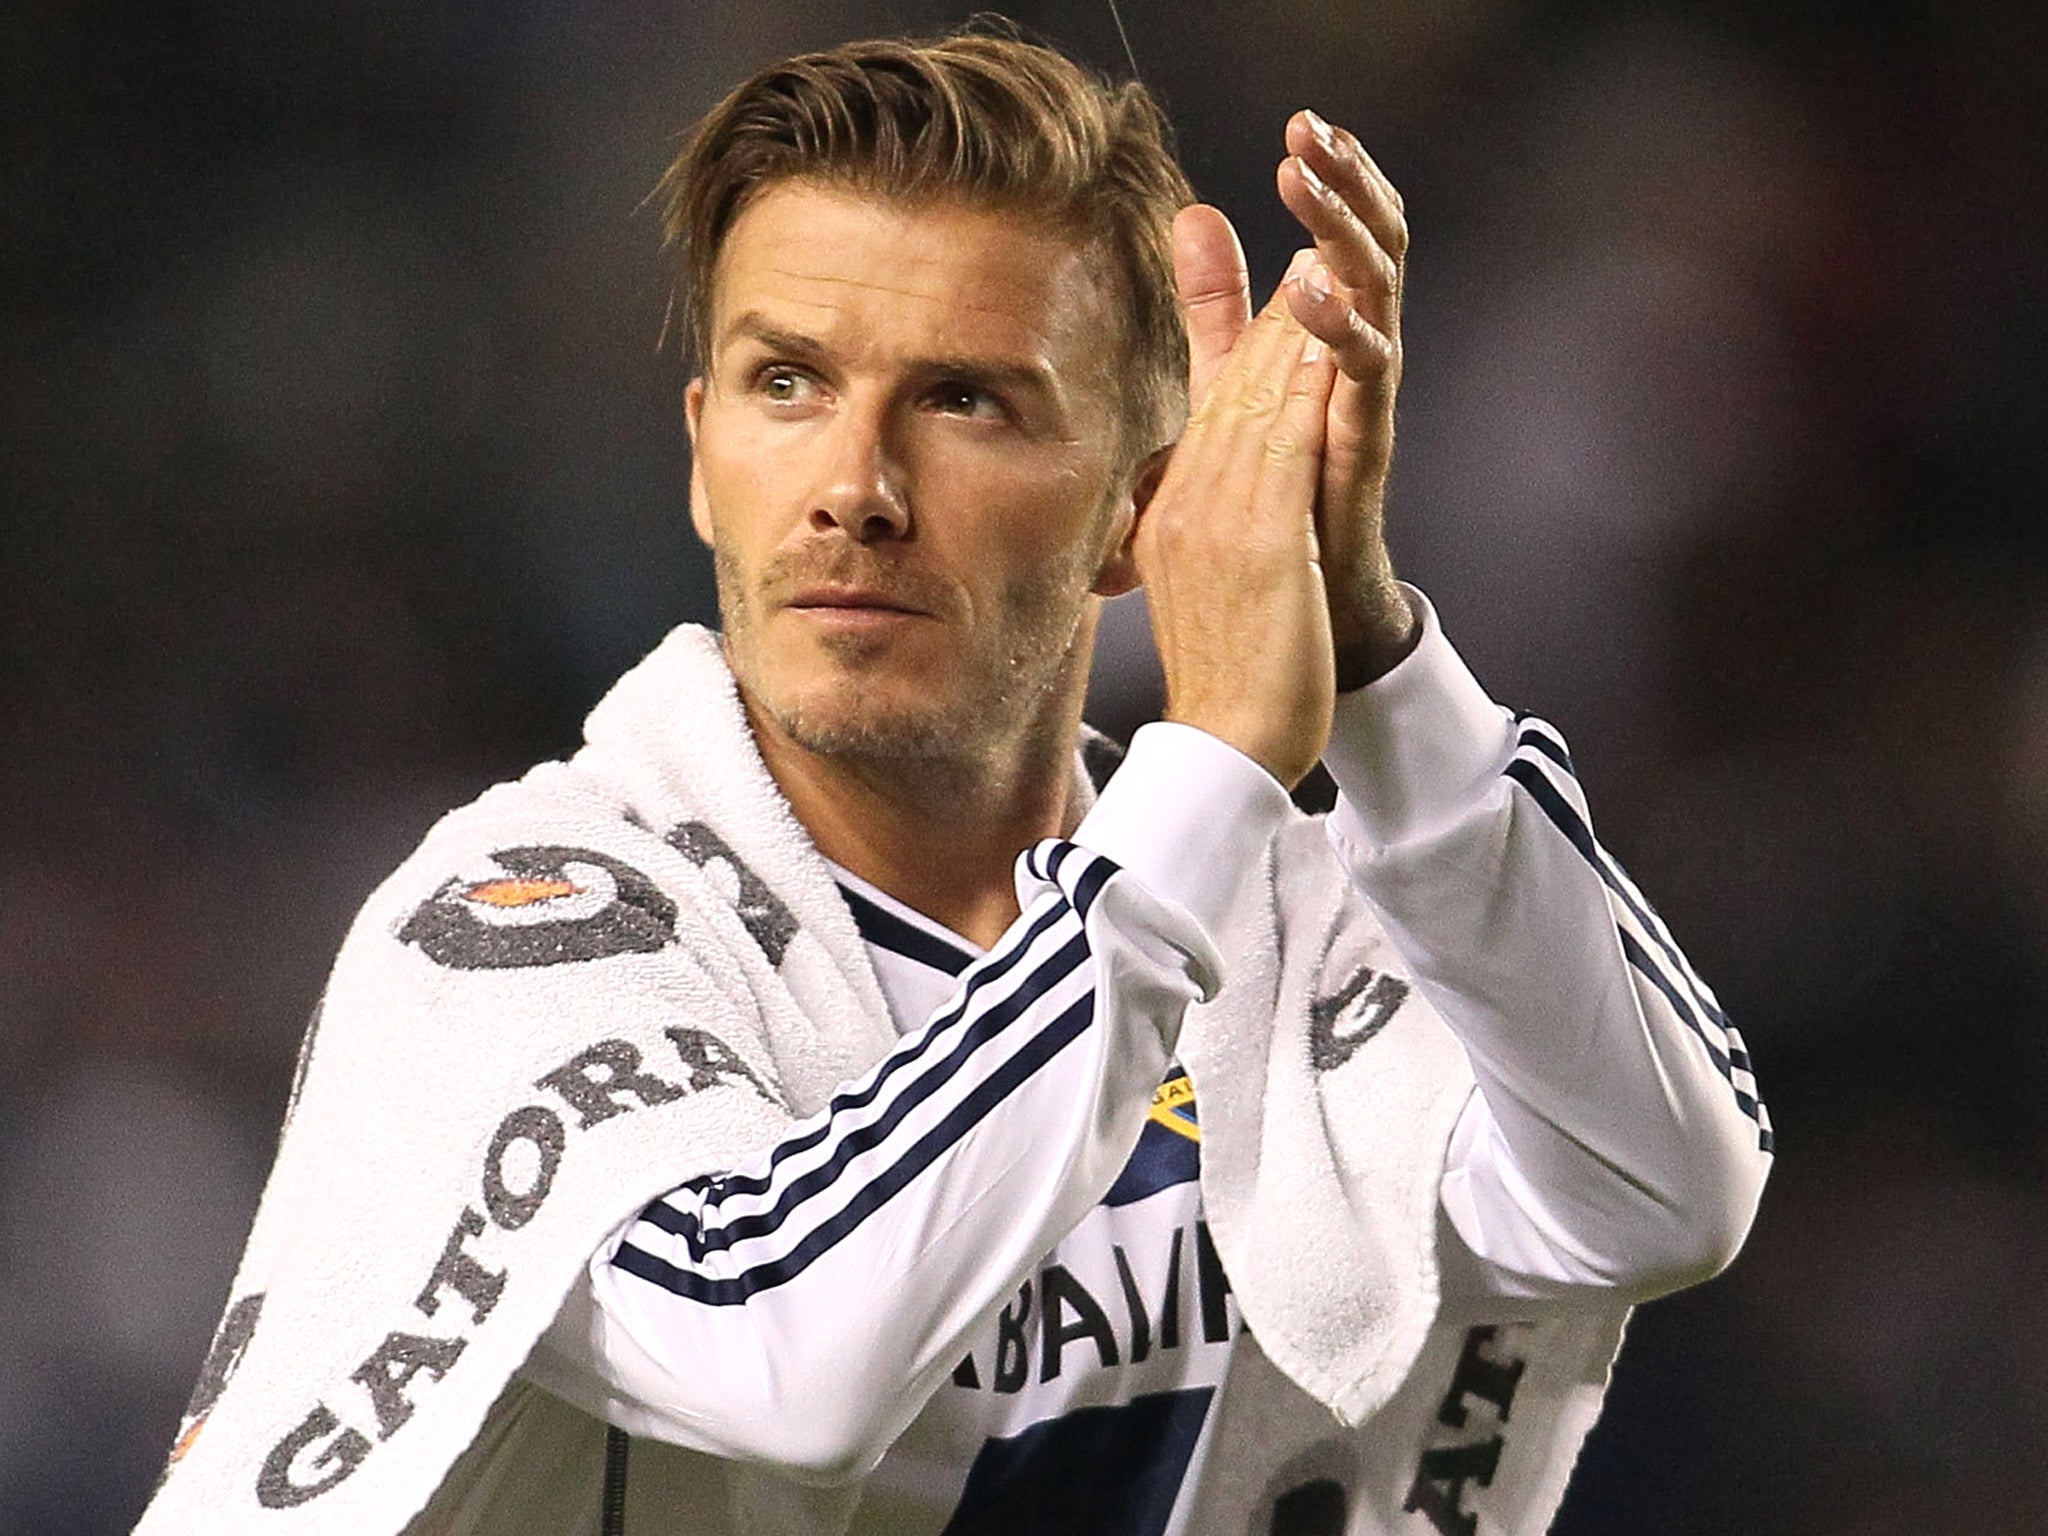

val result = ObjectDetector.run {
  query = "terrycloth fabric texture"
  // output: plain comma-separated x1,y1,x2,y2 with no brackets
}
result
136,625,892,1534
1187,1310,1628,1535
1179,817,1472,1427
135,622,1589,1536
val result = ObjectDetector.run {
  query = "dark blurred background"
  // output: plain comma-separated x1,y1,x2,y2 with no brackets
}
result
5,1,2046,1530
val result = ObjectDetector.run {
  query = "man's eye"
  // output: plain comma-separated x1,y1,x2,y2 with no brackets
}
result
930,383,1004,420
756,367,814,403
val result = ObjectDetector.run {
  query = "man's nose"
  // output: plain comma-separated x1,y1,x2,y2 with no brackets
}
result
810,400,910,543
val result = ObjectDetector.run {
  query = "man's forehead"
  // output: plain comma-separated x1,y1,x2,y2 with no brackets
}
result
709,180,1116,367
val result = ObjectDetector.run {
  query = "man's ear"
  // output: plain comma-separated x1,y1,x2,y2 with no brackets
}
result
684,377,713,548
1091,443,1174,598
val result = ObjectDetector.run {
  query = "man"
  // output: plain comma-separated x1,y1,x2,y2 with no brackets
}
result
137,29,1771,1536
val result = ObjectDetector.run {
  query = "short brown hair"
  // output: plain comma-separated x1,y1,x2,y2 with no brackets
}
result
654,26,1194,460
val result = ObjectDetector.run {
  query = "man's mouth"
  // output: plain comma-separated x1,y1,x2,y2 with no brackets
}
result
785,584,929,618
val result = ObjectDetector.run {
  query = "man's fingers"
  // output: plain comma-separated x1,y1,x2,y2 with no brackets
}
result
1173,204,1252,408
1257,331,1339,556
1182,250,1318,434
1216,286,1315,446
1278,112,1407,345
1275,155,1399,310
1285,111,1407,266
1138,248,1340,789
1157,255,1322,530
1282,261,1399,393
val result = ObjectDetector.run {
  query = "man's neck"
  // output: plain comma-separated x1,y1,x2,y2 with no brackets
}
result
743,695,1085,951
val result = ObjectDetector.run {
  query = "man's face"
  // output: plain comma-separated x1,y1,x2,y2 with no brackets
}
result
686,179,1137,767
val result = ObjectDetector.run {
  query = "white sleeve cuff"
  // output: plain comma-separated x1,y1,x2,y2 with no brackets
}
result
1068,721,1294,940
1322,584,1515,852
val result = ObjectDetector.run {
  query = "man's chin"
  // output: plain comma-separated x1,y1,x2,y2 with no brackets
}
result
771,694,963,761
728,613,1066,766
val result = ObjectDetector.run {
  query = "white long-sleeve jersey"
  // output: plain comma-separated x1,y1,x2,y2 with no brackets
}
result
438,595,1770,1535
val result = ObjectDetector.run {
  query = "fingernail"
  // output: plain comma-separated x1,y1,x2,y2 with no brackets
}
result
1303,337,1328,365
1296,157,1332,201
1304,109,1336,150
1283,247,1316,280
1297,259,1332,303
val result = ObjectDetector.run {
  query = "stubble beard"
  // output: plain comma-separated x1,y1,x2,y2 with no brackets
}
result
715,541,1096,776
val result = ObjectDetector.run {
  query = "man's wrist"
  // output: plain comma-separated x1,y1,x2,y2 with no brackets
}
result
1331,578,1422,691
1322,585,1512,850
1071,722,1295,938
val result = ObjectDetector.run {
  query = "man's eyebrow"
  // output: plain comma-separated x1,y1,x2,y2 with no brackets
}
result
718,312,1058,400
910,353,1058,400
718,313,830,364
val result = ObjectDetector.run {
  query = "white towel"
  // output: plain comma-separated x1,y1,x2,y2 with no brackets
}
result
136,622,1611,1535
1180,816,1473,1426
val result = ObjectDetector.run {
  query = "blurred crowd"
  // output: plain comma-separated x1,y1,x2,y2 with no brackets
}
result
4,2,2045,1530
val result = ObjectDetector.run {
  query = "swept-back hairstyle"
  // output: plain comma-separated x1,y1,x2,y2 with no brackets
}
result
654,26,1195,461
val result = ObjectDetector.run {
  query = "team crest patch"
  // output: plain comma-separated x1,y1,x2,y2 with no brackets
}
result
1148,1072,1200,1143
399,846,678,969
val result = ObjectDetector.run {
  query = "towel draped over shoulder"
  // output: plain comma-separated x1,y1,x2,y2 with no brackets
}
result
136,624,1624,1536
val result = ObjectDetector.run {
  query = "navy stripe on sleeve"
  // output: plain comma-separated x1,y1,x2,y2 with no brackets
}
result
1502,755,1719,1030
654,896,1070,1215
637,928,1089,1264
1513,715,1577,776
1071,855,1115,920
1502,735,1772,1153
1520,719,1736,1030
614,843,1129,1298
613,990,1099,1305
1027,839,1120,921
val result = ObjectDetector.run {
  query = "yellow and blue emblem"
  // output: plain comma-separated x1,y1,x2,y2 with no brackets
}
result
1104,1068,1201,1206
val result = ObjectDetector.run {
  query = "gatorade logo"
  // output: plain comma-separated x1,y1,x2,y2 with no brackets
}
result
399,846,678,969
